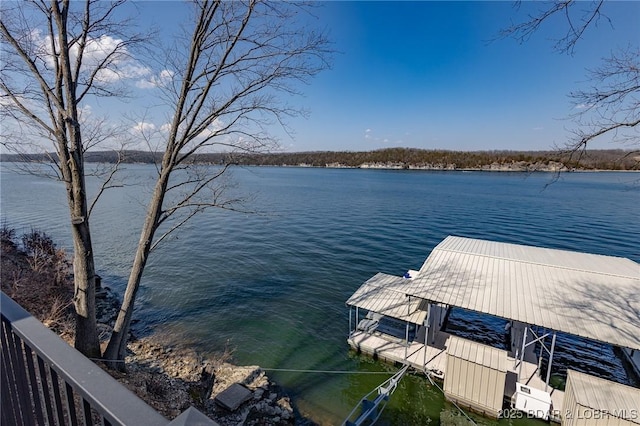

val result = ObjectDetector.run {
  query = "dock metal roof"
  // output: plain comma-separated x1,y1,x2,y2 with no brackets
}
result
408,236,640,351
447,336,507,372
567,370,640,424
346,273,429,324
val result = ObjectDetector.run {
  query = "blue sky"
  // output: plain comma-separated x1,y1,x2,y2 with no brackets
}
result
9,1,637,153
270,1,639,152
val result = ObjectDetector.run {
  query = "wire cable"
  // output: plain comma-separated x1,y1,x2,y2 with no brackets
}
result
261,367,396,375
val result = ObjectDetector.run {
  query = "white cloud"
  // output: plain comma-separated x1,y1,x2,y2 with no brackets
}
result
199,118,225,137
132,121,156,134
137,69,175,89
95,68,121,83
574,103,595,110
83,35,123,65
30,30,150,84
0,92,31,109
78,104,93,121
136,80,155,90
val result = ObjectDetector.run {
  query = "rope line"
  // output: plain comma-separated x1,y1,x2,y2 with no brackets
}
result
261,368,396,375
90,357,475,424
88,360,396,374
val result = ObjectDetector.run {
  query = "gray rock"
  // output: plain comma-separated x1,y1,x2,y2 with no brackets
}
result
214,383,252,411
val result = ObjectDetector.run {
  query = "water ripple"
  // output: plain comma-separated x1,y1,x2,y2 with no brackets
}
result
2,164,639,424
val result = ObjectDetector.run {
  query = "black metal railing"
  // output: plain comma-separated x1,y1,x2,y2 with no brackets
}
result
1,291,216,426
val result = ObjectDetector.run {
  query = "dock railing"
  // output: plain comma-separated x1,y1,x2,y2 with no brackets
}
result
1,291,217,426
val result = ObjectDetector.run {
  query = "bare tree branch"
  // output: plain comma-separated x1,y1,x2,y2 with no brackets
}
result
500,1,638,170
87,151,125,218
104,0,332,365
562,47,640,165
1,0,149,357
500,0,608,54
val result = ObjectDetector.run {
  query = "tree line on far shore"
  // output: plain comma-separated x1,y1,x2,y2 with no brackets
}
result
3,148,638,171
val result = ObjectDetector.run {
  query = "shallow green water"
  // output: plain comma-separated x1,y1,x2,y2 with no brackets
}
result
2,165,638,424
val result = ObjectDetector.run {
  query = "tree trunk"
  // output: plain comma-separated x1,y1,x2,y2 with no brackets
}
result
70,220,100,357
52,0,100,358
56,145,100,357
61,139,100,358
103,165,171,368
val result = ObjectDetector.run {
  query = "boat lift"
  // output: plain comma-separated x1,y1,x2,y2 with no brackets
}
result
342,364,410,426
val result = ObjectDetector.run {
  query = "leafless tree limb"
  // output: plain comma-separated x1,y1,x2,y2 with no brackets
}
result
500,1,638,170
1,0,150,357
104,0,332,365
500,0,609,54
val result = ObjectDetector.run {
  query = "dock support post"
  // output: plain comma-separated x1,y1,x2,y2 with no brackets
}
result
423,304,431,370
405,296,410,361
545,332,557,392
349,306,352,335
431,304,436,345
518,326,528,380
404,321,409,361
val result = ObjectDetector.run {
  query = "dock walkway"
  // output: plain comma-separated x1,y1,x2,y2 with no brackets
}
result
348,329,449,378
348,329,565,422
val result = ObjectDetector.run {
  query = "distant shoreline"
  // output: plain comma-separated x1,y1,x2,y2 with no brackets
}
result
257,163,640,172
4,161,639,173
2,147,638,172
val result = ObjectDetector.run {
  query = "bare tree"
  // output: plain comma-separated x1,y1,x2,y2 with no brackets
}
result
103,0,331,365
565,47,639,168
500,0,609,55
1,0,146,356
500,0,639,169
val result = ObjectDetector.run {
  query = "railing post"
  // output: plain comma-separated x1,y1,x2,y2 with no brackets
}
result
1,291,218,426
1,321,20,425
37,356,57,425
23,344,45,425
3,321,35,425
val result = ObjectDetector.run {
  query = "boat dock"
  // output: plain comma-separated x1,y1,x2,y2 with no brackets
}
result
348,329,449,378
346,236,640,424
348,326,566,421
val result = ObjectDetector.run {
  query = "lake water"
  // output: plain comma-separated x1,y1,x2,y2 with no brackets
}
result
1,164,639,425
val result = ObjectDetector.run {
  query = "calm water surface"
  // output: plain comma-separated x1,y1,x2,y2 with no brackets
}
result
2,164,639,424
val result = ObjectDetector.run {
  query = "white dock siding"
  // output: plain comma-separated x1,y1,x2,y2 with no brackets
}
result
563,370,640,426
409,236,640,351
443,336,507,419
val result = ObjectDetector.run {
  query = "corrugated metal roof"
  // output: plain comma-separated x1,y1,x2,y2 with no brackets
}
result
447,336,507,372
408,236,640,350
567,370,640,424
346,273,429,324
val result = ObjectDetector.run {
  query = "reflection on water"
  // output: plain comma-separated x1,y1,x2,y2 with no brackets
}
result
2,165,639,424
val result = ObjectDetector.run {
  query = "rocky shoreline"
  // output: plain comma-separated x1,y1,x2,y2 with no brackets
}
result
95,285,309,425
1,227,310,425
